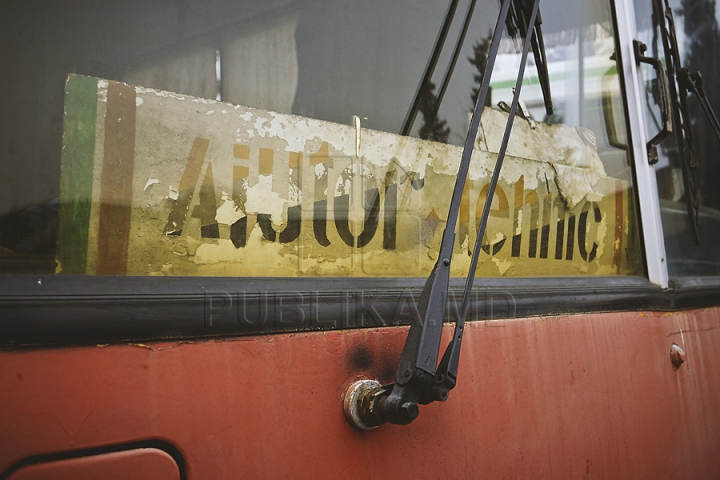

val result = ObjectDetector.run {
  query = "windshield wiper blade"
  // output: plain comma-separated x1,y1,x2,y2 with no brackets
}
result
400,0,461,138
530,13,553,116
343,0,552,429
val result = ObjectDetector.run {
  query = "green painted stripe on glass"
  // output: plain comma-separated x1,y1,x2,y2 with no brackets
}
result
490,65,619,90
57,74,98,274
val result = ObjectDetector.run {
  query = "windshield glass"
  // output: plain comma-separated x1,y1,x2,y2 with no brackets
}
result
634,0,720,276
0,0,643,278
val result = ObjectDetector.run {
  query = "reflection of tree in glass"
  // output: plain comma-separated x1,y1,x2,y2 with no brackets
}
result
680,0,720,210
469,30,493,107
418,81,450,143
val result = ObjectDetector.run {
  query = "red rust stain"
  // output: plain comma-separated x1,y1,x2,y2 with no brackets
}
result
1,309,719,478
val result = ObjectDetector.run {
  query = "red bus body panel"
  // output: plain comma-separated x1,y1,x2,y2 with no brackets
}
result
2,308,719,478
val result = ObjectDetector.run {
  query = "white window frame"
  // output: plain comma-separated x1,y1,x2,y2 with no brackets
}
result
613,0,669,288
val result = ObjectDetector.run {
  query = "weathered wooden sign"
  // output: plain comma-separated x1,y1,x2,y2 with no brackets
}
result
57,74,640,277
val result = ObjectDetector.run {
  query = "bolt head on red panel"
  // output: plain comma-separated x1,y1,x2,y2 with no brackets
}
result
670,343,686,368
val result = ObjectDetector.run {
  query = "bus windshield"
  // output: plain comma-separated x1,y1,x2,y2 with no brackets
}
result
0,0,643,278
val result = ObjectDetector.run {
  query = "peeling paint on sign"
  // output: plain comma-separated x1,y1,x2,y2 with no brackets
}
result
57,75,642,277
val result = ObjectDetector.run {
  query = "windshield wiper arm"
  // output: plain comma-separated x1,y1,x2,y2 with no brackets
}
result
426,0,552,408
652,0,720,244
343,0,552,429
432,0,480,122
679,70,720,143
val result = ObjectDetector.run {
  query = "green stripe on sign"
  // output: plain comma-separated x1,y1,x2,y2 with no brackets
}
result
57,74,98,274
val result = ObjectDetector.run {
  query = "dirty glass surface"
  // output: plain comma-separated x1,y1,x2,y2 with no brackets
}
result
634,0,720,276
0,0,642,277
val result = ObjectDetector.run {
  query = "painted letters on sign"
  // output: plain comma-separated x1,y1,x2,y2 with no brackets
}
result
57,75,640,277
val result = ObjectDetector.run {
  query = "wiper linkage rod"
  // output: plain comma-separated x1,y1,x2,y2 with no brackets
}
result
343,0,552,429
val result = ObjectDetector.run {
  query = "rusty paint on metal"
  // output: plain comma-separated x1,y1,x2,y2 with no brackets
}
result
342,379,383,431
1,309,720,478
